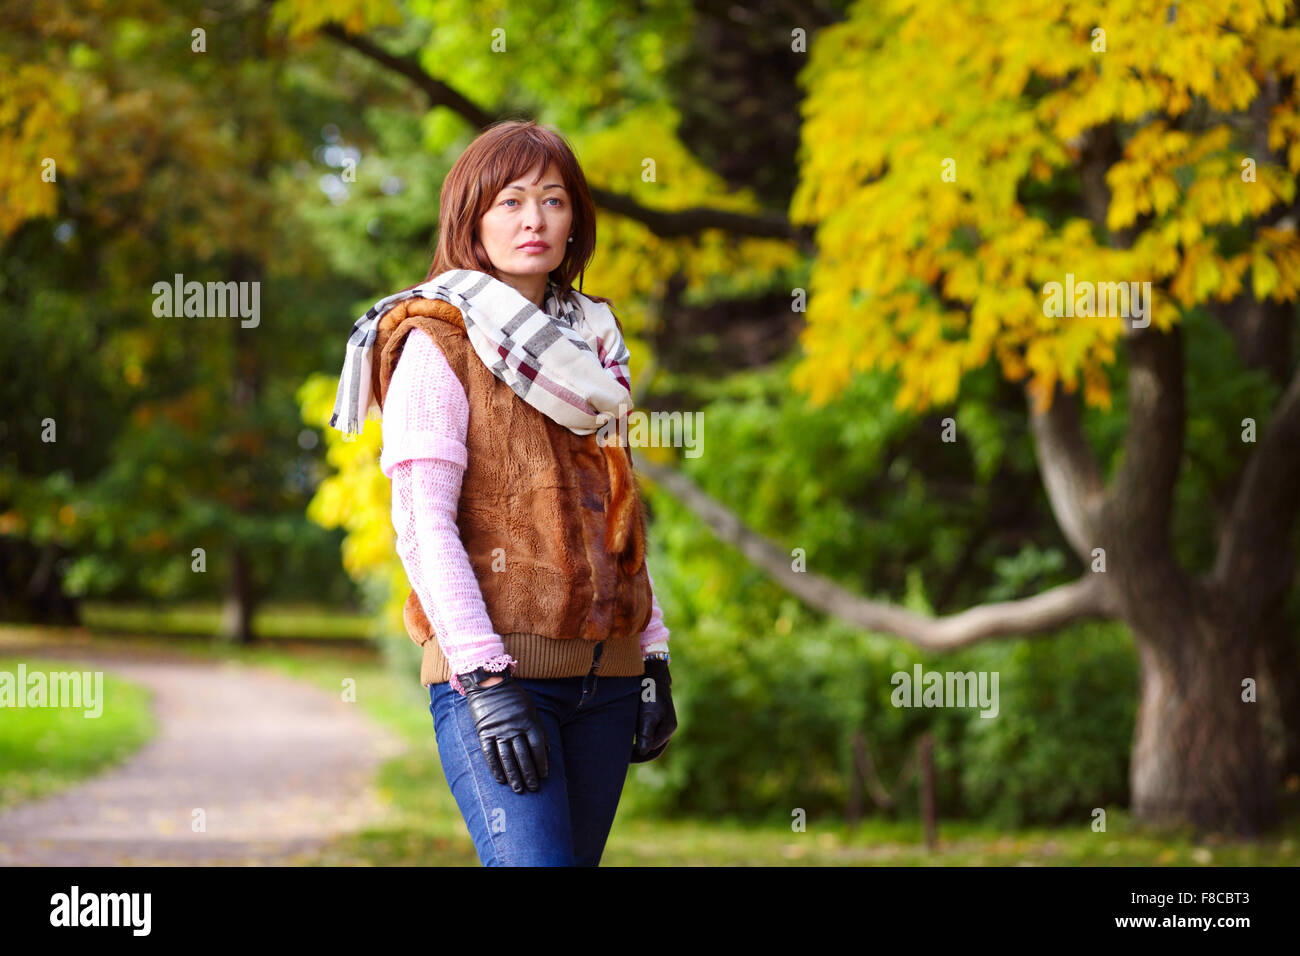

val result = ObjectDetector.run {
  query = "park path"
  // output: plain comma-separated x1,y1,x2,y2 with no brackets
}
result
0,639,406,865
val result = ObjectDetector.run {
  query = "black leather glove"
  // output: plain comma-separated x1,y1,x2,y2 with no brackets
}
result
631,658,677,762
458,668,550,794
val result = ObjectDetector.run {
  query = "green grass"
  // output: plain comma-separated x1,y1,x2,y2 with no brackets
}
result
0,654,157,811
79,600,375,641
4,623,1299,865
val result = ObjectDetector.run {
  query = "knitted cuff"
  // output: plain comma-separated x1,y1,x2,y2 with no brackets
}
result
448,653,518,697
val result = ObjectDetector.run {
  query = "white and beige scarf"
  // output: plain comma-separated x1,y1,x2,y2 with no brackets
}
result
330,268,634,439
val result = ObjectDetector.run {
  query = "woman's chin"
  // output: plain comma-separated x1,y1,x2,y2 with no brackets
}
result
512,259,561,275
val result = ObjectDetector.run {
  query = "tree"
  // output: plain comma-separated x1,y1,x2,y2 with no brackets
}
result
767,0,1299,835
0,1,370,633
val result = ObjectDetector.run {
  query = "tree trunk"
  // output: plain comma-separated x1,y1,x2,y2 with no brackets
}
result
220,545,255,644
1128,579,1278,836
217,251,263,647
1257,609,1300,784
0,536,80,624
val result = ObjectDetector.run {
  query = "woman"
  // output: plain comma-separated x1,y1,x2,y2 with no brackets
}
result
329,119,677,866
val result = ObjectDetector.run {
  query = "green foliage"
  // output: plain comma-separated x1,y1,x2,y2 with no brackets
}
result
1173,306,1284,575
616,351,1146,825
673,351,1075,614
0,1,375,610
954,622,1138,827
624,446,1138,826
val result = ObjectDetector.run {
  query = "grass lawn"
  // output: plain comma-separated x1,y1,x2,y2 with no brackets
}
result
2,623,1298,865
0,654,157,811
78,600,375,641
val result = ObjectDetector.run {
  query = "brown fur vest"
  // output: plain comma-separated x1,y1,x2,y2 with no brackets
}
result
372,296,654,685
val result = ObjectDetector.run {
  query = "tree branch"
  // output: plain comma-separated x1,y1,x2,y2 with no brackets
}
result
1214,360,1300,596
1209,292,1295,388
585,186,805,243
318,24,811,247
636,460,1115,650
1074,119,1187,577
1026,382,1105,564
320,24,496,127
1101,323,1186,566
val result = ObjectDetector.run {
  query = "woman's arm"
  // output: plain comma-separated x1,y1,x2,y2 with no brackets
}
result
392,459,516,691
639,563,671,658
383,330,517,695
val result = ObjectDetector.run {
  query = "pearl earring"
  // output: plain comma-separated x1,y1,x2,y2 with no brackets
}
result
568,236,574,243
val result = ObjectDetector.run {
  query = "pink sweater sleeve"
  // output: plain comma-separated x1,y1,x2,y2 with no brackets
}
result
382,329,517,695
639,564,671,657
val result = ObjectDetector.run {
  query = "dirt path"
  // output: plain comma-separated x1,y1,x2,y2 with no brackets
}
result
0,641,406,866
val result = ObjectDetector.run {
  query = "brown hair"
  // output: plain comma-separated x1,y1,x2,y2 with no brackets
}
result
422,119,610,306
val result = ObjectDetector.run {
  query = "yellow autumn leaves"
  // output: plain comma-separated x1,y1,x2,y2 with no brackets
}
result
0,59,80,238
790,0,1300,416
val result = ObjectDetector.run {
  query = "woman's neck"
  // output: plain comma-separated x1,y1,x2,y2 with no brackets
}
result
498,272,548,309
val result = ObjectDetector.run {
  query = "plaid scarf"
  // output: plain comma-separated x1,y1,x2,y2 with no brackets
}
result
330,268,634,439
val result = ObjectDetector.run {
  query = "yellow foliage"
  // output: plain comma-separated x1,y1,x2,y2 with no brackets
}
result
790,0,1300,415
1251,226,1300,300
299,372,412,635
269,0,402,39
1268,100,1300,173
0,58,81,237
564,103,799,344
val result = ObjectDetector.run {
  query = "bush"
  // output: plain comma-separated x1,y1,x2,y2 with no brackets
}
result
620,480,1140,826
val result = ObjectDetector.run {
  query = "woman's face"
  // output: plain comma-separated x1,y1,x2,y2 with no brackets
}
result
478,160,573,288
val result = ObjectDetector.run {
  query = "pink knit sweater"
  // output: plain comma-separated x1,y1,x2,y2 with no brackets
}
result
380,328,671,695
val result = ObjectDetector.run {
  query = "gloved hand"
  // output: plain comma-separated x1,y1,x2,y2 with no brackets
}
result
631,658,677,762
460,670,550,794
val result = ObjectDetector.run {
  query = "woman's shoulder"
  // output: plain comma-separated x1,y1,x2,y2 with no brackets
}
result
373,278,467,326
383,326,468,440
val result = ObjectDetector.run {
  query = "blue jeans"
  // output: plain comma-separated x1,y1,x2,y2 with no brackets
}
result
429,646,642,866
